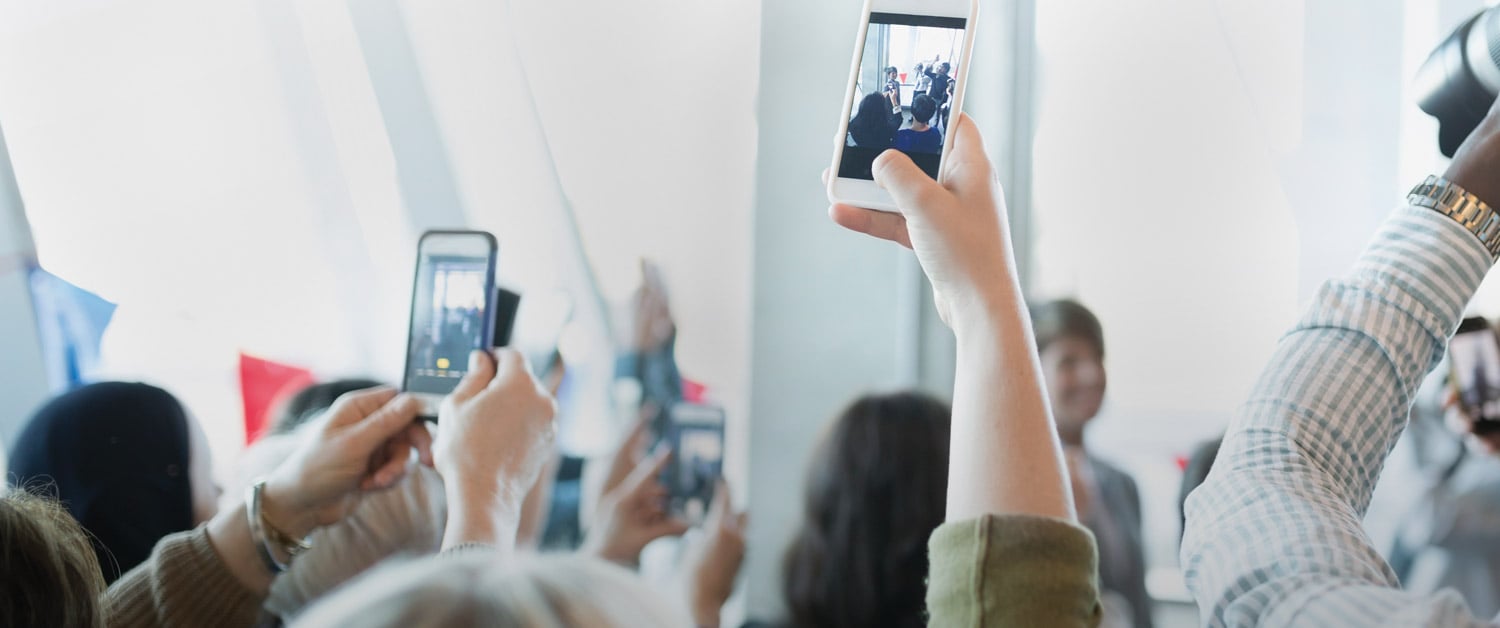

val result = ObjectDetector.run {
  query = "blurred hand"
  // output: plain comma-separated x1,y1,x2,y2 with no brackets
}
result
683,480,748,628
1445,95,1500,209
829,114,1014,330
583,449,689,566
435,349,559,549
620,259,675,353
1441,387,1500,454
599,411,654,503
262,387,433,539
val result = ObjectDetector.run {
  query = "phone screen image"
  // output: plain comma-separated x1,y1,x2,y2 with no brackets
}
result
406,254,491,395
664,403,725,522
838,12,967,181
1451,324,1500,425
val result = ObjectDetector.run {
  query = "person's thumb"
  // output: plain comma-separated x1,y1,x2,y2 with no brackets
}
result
448,350,494,403
872,149,946,215
707,479,732,525
625,448,672,498
349,393,423,450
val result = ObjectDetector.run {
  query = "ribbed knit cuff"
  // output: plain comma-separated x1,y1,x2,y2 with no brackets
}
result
927,514,1103,628
103,527,264,628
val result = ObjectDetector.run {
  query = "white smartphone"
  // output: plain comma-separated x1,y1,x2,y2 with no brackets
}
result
401,230,499,419
827,0,979,211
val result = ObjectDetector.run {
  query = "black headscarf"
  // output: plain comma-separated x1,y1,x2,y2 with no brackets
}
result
8,382,196,583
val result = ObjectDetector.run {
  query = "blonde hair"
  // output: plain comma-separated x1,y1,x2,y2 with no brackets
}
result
0,490,107,628
292,552,691,628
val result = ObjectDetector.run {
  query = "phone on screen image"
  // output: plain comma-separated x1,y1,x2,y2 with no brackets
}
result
401,230,499,420
827,0,979,212
1450,316,1500,436
662,402,725,523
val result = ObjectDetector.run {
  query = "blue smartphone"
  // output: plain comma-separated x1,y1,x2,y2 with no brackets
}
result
401,230,499,420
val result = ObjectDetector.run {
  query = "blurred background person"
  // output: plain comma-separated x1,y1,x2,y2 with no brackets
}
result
270,378,385,436
1370,356,1500,619
777,391,950,628
8,381,221,583
1030,299,1152,628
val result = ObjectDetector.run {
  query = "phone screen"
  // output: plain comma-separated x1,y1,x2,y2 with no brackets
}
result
404,235,496,397
838,12,967,181
664,403,726,522
1450,319,1500,427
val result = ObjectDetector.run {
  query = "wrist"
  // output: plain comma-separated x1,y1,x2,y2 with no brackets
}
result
260,477,321,540
441,476,525,550
690,596,722,628
947,288,1021,340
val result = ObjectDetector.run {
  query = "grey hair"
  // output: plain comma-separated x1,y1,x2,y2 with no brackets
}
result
291,551,692,628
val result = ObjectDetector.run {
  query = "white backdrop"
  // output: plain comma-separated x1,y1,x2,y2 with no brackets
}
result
0,0,758,497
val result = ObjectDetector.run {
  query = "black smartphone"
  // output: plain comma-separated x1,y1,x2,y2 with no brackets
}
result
661,402,725,523
1450,316,1500,435
401,230,499,420
511,290,572,379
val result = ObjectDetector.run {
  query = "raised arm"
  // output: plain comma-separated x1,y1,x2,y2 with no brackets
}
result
831,114,1099,627
1182,101,1500,627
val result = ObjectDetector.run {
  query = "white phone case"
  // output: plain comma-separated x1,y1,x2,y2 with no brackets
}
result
827,0,980,212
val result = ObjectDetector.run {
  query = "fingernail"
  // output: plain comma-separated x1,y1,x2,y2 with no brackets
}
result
469,351,482,371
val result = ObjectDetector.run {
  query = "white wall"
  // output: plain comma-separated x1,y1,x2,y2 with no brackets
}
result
0,0,759,475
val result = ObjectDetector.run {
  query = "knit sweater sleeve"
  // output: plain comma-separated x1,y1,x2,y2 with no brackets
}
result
927,514,1102,627
102,526,264,628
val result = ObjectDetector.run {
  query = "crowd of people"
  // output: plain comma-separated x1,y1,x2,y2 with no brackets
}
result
847,57,955,155
9,72,1500,628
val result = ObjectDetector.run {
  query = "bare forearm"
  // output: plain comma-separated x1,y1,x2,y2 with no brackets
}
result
441,480,522,553
946,289,1074,523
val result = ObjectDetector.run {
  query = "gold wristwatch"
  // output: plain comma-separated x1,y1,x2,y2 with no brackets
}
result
1409,175,1500,259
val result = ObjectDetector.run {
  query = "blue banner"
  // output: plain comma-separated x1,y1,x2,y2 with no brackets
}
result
28,267,115,392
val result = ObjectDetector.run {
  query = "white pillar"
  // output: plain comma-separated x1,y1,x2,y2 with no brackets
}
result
0,121,52,446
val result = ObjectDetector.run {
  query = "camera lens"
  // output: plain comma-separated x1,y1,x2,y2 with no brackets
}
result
1417,8,1500,157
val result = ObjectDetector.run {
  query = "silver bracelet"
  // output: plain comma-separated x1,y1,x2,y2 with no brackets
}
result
1409,175,1500,260
246,480,288,575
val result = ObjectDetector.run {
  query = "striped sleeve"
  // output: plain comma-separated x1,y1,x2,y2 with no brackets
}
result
1181,204,1498,627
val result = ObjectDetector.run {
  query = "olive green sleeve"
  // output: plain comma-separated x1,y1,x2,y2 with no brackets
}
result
927,514,1102,627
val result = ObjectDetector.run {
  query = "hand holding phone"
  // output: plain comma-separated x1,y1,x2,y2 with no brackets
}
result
401,231,499,419
1449,316,1500,437
830,115,1010,330
828,0,978,211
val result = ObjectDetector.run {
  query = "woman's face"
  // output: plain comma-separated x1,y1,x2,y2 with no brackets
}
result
186,414,223,525
1039,335,1107,439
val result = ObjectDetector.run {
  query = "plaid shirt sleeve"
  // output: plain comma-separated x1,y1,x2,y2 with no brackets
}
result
1181,204,1499,627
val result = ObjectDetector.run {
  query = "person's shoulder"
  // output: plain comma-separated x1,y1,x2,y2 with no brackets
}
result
1088,454,1138,487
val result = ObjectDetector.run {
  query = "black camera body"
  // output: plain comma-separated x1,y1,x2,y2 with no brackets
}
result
1417,9,1500,157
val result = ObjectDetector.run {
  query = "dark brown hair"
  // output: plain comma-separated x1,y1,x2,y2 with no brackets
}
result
1029,298,1105,358
0,490,106,628
782,391,951,628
